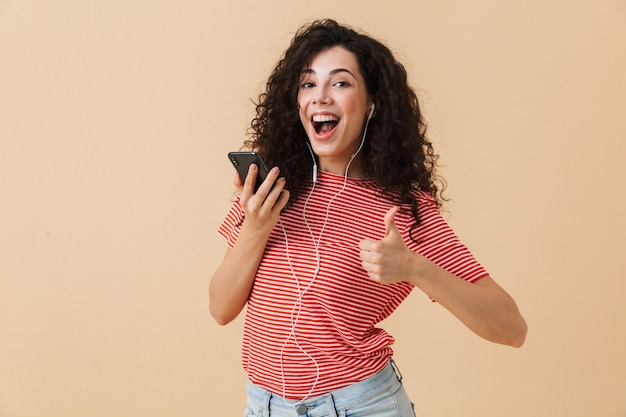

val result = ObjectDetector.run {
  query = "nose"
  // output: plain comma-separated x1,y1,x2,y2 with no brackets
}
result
312,86,332,106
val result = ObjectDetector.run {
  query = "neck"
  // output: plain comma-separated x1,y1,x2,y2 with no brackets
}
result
319,157,364,178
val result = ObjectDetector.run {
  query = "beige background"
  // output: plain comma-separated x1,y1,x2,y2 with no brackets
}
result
1,1,625,416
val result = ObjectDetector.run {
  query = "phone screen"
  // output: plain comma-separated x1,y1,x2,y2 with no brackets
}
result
227,152,270,192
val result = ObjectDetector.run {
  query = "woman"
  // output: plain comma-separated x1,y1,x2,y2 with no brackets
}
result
210,19,527,417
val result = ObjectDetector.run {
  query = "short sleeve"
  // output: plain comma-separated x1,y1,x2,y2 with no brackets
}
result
217,197,245,248
401,192,489,283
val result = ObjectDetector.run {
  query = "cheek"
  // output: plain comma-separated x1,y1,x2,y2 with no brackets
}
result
298,107,308,129
347,95,368,115
342,102,365,127
297,92,307,110
297,96,308,123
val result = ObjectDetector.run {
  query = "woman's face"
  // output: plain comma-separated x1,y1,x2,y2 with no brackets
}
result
297,46,372,176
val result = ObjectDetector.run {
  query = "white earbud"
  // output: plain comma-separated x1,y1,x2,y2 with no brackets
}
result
368,103,375,119
305,140,318,183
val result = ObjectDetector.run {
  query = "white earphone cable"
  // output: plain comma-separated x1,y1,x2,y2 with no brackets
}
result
277,106,374,402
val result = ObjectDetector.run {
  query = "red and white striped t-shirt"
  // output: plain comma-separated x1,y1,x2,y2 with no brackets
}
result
218,171,488,400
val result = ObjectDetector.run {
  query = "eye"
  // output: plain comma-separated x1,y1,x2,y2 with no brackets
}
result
333,81,351,88
300,81,315,89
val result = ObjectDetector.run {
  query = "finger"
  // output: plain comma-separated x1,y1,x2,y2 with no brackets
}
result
256,166,280,197
241,164,259,198
364,248,384,264
233,172,244,193
273,188,290,211
359,238,376,251
361,260,382,283
360,258,374,273
263,176,288,208
384,206,400,238
253,167,287,212
233,171,243,186
361,260,371,274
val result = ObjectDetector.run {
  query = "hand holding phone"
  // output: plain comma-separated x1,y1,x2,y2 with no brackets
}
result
228,151,290,219
228,152,271,193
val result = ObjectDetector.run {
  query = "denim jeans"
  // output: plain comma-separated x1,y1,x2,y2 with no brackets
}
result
244,360,416,417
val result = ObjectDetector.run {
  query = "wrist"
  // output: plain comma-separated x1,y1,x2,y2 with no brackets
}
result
407,251,434,287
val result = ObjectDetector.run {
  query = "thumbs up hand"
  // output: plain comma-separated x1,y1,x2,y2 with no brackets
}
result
359,207,417,284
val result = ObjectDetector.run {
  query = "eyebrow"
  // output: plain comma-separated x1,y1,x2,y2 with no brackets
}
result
301,68,356,78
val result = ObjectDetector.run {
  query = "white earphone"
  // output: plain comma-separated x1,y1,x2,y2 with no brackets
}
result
278,100,377,401
369,102,375,118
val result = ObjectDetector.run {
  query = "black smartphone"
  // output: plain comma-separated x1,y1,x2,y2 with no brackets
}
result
227,151,270,192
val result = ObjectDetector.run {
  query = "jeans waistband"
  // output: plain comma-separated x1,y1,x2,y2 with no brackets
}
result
246,360,404,416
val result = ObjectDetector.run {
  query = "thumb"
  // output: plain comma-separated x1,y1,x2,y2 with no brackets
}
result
383,206,401,238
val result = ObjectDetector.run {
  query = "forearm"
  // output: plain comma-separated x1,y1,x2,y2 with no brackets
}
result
210,167,290,325
411,256,527,347
209,227,270,325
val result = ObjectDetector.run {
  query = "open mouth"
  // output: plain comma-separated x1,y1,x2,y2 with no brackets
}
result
312,114,339,134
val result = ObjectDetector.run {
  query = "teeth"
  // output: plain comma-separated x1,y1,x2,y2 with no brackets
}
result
312,114,339,122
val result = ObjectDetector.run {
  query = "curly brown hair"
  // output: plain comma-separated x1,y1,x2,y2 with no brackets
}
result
244,19,445,223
